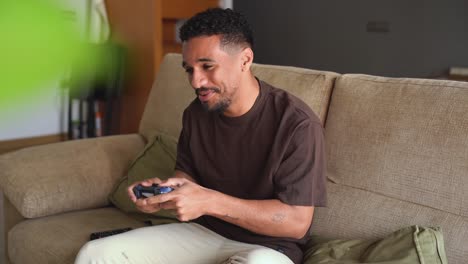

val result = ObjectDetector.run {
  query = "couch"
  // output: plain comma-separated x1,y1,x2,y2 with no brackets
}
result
1,53,467,264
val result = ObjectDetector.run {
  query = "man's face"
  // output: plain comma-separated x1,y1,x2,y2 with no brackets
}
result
182,35,243,113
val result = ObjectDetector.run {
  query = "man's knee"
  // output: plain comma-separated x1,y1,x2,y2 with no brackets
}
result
75,240,98,263
75,239,127,263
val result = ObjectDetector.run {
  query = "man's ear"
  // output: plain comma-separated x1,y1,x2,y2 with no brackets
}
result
241,47,254,72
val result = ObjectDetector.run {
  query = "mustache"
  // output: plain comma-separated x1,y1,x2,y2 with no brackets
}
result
195,87,221,96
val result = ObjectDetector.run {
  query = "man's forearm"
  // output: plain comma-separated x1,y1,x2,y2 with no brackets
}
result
160,172,314,238
206,189,314,239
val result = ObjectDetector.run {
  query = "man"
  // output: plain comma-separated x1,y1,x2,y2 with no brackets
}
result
75,8,326,264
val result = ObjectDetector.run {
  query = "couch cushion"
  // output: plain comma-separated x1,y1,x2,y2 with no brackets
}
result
319,74,468,264
139,53,339,140
311,184,468,264
304,225,448,264
109,131,179,222
0,134,145,219
8,207,146,264
250,63,338,123
139,54,194,140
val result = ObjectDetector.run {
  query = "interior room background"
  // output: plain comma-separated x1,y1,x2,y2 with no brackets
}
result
1,0,466,146
235,0,468,78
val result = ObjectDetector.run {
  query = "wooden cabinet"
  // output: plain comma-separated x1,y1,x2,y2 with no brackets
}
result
105,0,218,134
161,0,219,57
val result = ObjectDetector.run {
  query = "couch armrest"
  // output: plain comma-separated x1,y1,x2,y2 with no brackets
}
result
0,134,145,218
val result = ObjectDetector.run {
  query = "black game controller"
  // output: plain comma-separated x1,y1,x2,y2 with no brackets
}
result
133,184,174,199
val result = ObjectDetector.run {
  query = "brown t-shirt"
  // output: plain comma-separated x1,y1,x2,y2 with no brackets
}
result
175,80,327,264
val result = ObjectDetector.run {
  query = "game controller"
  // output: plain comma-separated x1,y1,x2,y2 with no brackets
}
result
133,183,174,199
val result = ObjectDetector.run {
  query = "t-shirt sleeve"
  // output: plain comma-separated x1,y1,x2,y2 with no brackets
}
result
274,120,327,207
175,110,199,181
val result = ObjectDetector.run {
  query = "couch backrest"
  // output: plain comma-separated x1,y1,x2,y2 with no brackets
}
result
139,53,339,140
312,74,468,264
139,54,194,140
250,63,338,122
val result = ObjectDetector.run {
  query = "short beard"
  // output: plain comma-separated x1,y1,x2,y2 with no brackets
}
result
201,98,231,114
196,87,231,114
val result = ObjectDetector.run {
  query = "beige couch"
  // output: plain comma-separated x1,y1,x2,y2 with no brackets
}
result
1,53,467,264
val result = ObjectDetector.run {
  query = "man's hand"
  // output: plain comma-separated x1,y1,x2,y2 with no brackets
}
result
126,174,313,239
127,177,163,213
127,176,212,221
145,178,214,222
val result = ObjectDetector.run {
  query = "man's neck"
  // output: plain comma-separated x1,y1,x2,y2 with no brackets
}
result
223,73,260,117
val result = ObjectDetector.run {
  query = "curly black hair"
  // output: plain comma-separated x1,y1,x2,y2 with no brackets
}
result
179,8,254,50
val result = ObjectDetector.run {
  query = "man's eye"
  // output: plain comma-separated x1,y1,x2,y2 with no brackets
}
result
203,65,213,70
185,68,193,74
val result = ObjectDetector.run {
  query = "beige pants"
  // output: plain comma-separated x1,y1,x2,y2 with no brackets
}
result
75,223,293,264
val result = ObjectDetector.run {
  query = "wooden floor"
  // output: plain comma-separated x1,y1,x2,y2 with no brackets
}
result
0,134,67,155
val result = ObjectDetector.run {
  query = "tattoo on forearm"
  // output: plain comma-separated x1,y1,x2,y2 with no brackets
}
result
224,214,239,220
272,213,286,223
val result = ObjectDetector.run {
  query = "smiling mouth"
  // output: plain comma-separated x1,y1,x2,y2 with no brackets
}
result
196,88,220,102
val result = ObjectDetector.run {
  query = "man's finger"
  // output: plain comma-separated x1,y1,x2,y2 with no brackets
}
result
159,177,187,187
146,192,176,205
159,201,176,210
141,177,163,186
135,199,161,213
127,184,138,202
135,198,148,207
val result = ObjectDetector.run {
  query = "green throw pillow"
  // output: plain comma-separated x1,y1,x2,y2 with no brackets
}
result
303,225,448,264
109,132,180,225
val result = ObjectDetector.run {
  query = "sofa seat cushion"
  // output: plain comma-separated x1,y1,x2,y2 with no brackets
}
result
8,207,146,264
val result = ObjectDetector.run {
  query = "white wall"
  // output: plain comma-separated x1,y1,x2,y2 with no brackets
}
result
0,81,68,140
0,0,90,141
235,0,468,78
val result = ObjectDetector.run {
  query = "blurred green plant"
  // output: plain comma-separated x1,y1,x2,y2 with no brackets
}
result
0,0,104,109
